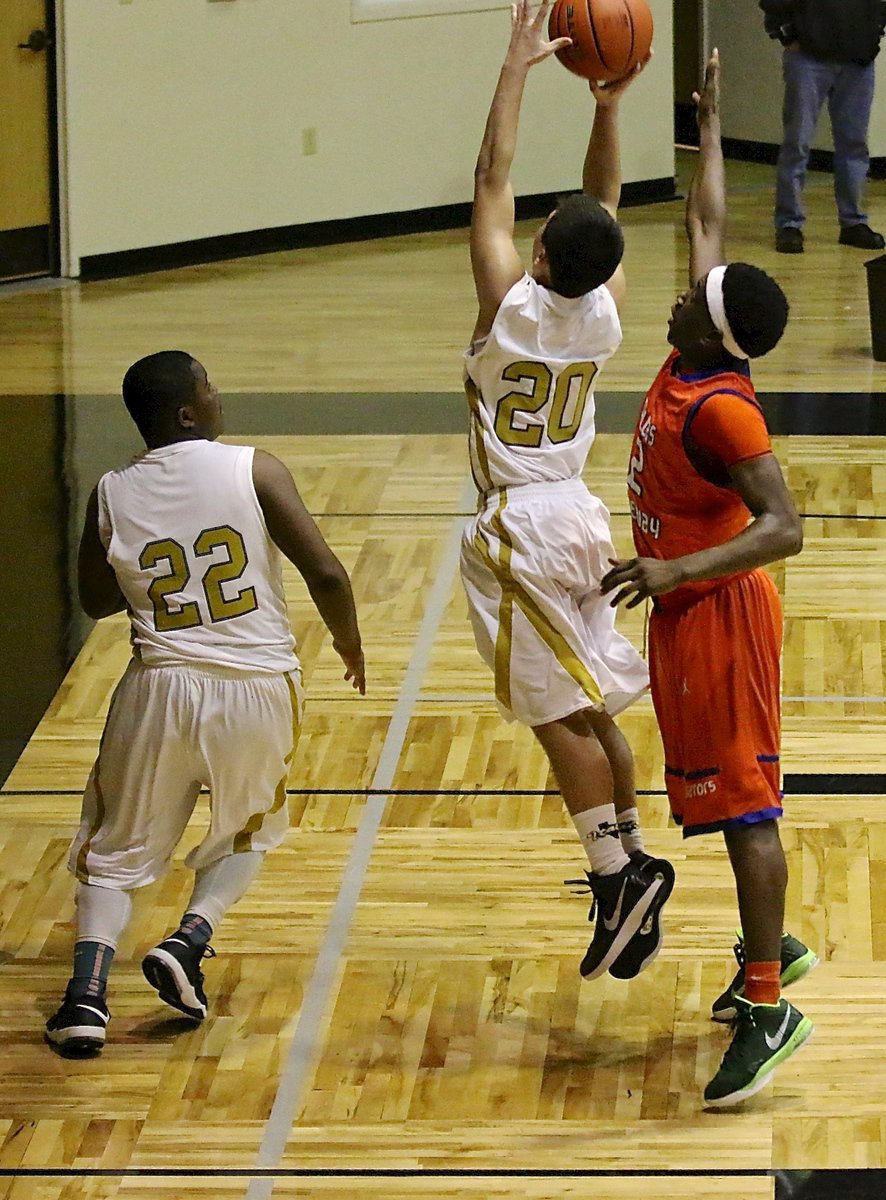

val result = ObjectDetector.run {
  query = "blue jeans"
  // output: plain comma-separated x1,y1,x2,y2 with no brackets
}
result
775,47,876,230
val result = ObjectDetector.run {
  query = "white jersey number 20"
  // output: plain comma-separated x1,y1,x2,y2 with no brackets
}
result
494,360,598,449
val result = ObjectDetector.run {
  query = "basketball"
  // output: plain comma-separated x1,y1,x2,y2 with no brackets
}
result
548,0,654,82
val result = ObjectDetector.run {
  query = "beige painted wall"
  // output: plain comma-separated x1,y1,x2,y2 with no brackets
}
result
57,0,674,276
708,3,885,153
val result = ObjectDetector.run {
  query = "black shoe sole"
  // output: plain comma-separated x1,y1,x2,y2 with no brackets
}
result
44,1031,104,1056
839,237,885,250
142,953,206,1021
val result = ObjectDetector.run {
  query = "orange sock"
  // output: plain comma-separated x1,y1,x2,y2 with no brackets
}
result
744,960,781,1006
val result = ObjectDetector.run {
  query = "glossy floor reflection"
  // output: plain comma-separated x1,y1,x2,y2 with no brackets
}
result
777,1170,886,1199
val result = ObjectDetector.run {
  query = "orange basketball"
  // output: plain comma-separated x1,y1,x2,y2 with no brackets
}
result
549,0,654,83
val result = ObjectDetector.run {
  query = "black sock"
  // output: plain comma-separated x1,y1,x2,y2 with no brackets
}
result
176,913,213,946
71,940,115,999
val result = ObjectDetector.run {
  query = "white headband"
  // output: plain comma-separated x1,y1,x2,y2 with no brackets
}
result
705,265,747,360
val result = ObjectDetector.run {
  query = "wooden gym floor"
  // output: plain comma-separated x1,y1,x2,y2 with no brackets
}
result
1,157,885,1199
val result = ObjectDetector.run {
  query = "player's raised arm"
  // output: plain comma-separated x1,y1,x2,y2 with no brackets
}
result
78,486,127,620
252,450,365,694
470,1,571,342
584,55,651,310
686,48,726,286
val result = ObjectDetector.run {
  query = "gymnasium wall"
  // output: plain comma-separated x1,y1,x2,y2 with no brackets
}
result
708,4,886,153
56,0,674,277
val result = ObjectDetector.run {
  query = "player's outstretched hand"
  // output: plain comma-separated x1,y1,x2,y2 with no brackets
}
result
600,556,684,608
505,0,571,70
589,50,653,106
335,640,366,695
692,47,720,125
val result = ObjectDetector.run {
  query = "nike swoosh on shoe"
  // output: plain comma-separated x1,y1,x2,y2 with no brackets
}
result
764,1005,792,1050
602,880,628,932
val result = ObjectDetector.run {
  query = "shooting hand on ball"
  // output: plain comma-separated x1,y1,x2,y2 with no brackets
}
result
505,0,572,70
589,50,652,105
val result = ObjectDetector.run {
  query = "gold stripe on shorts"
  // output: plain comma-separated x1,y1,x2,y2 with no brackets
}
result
475,498,604,713
233,672,302,853
474,490,514,713
75,762,107,883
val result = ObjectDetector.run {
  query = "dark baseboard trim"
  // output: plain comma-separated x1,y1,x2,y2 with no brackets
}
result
674,102,700,148
0,224,51,282
723,136,886,180
77,178,678,282
620,177,679,206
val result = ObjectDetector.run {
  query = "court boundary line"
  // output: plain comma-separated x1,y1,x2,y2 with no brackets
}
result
5,783,886,797
308,511,886,519
0,1168,774,1178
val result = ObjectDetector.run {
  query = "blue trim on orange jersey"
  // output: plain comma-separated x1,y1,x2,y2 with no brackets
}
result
681,387,767,488
671,354,751,384
685,767,721,781
679,805,784,839
757,754,780,763
664,765,685,777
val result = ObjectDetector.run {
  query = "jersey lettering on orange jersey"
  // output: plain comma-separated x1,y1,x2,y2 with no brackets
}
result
627,350,772,610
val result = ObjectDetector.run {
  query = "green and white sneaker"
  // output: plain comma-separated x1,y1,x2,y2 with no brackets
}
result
704,995,813,1108
711,932,818,1022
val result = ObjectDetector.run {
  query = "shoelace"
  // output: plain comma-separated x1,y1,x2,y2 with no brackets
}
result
723,1004,759,1059
564,876,598,921
168,938,216,982
195,943,216,982
564,876,592,894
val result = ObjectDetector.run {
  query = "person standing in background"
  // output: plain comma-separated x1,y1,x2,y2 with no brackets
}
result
760,0,886,253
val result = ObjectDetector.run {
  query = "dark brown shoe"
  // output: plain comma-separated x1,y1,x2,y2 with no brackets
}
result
775,227,804,254
838,224,886,250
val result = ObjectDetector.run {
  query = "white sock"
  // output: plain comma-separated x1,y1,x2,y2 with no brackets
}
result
185,851,266,931
75,882,133,950
571,804,631,876
617,806,645,856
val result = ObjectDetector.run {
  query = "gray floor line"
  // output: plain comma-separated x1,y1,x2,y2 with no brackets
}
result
245,478,474,1200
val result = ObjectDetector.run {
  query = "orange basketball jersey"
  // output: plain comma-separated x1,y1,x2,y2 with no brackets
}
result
628,350,772,609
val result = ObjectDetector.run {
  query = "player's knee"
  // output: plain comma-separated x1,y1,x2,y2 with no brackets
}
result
723,817,783,856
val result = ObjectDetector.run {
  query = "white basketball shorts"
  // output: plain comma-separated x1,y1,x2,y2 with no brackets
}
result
460,478,649,727
69,659,304,889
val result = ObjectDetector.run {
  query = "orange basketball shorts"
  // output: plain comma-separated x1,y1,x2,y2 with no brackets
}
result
648,569,783,838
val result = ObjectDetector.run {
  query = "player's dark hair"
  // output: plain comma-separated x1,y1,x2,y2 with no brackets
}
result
122,350,198,437
541,194,624,298
722,263,789,359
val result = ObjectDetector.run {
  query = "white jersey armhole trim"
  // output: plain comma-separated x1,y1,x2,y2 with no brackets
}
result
599,283,623,347
96,474,113,551
465,273,531,361
237,444,268,536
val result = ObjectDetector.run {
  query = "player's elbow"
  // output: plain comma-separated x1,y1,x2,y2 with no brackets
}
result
780,514,804,559
473,162,505,193
685,213,718,240
305,560,350,597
